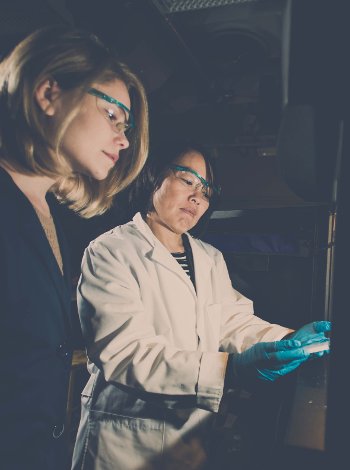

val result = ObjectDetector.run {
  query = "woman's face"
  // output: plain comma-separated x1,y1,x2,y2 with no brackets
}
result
56,79,131,180
151,150,210,235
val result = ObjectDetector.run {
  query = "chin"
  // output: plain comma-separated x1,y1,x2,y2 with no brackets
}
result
182,216,198,231
94,173,109,181
176,222,195,234
89,167,111,181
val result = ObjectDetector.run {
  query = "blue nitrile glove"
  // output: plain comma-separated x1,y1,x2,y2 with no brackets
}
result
229,340,309,388
288,321,331,356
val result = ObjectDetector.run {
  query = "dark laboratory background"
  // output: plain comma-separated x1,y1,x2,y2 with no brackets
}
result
0,1,349,469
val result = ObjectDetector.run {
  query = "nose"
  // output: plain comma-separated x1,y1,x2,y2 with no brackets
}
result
113,131,130,150
189,194,200,205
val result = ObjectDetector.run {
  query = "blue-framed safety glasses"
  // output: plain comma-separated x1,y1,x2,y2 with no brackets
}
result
88,87,135,133
169,164,221,200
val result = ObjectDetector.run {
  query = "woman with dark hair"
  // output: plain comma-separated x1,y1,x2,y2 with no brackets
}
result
0,25,148,470
73,142,330,469
130,141,219,236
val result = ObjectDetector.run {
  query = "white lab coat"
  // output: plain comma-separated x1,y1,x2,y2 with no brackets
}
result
72,213,290,470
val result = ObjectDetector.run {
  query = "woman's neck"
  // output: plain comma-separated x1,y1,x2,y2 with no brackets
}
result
2,165,56,217
146,213,184,253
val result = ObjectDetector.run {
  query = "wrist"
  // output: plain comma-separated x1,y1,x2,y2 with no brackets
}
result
224,354,236,389
283,330,295,340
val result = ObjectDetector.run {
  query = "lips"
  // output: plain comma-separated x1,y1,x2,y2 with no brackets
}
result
180,207,196,217
103,151,119,164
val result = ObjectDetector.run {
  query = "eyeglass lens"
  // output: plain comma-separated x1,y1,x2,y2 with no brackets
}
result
174,170,212,200
95,96,132,134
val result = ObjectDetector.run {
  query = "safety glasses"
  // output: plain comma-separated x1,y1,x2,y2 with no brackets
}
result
88,88,135,134
169,164,221,201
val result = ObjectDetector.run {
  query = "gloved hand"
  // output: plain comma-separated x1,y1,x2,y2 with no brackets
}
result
229,340,309,388
288,320,331,345
288,321,331,357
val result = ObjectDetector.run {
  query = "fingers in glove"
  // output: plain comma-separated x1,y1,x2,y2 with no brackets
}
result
313,321,331,334
268,346,309,364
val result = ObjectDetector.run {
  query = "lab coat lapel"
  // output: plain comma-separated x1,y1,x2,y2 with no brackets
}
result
149,242,196,299
133,213,197,298
188,235,214,303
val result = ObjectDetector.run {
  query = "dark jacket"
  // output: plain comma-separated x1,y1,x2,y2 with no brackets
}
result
0,168,73,470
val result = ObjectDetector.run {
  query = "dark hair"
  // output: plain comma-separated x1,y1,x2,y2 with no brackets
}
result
129,140,221,237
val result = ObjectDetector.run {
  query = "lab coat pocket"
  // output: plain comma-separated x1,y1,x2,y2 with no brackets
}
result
203,303,222,349
86,410,165,469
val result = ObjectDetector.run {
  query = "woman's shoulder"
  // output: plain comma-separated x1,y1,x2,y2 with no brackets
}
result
86,219,146,254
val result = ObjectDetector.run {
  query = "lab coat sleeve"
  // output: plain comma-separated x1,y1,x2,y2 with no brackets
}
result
78,241,227,413
216,252,291,353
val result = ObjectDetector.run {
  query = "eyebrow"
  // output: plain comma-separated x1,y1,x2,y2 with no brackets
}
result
170,164,221,195
170,164,209,187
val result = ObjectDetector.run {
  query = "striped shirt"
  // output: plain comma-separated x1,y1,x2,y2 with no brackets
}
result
171,242,195,288
172,252,191,277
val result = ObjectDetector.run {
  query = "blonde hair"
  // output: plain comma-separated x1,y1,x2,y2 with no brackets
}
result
0,25,148,218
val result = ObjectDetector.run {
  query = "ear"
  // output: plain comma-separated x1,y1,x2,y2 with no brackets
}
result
34,79,62,116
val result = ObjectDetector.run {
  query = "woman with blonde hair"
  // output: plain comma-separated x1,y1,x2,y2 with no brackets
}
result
0,24,148,469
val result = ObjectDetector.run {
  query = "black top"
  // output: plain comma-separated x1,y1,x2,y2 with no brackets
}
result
0,167,72,469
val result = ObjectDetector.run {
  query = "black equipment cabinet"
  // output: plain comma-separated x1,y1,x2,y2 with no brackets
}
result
205,204,330,329
203,204,332,469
